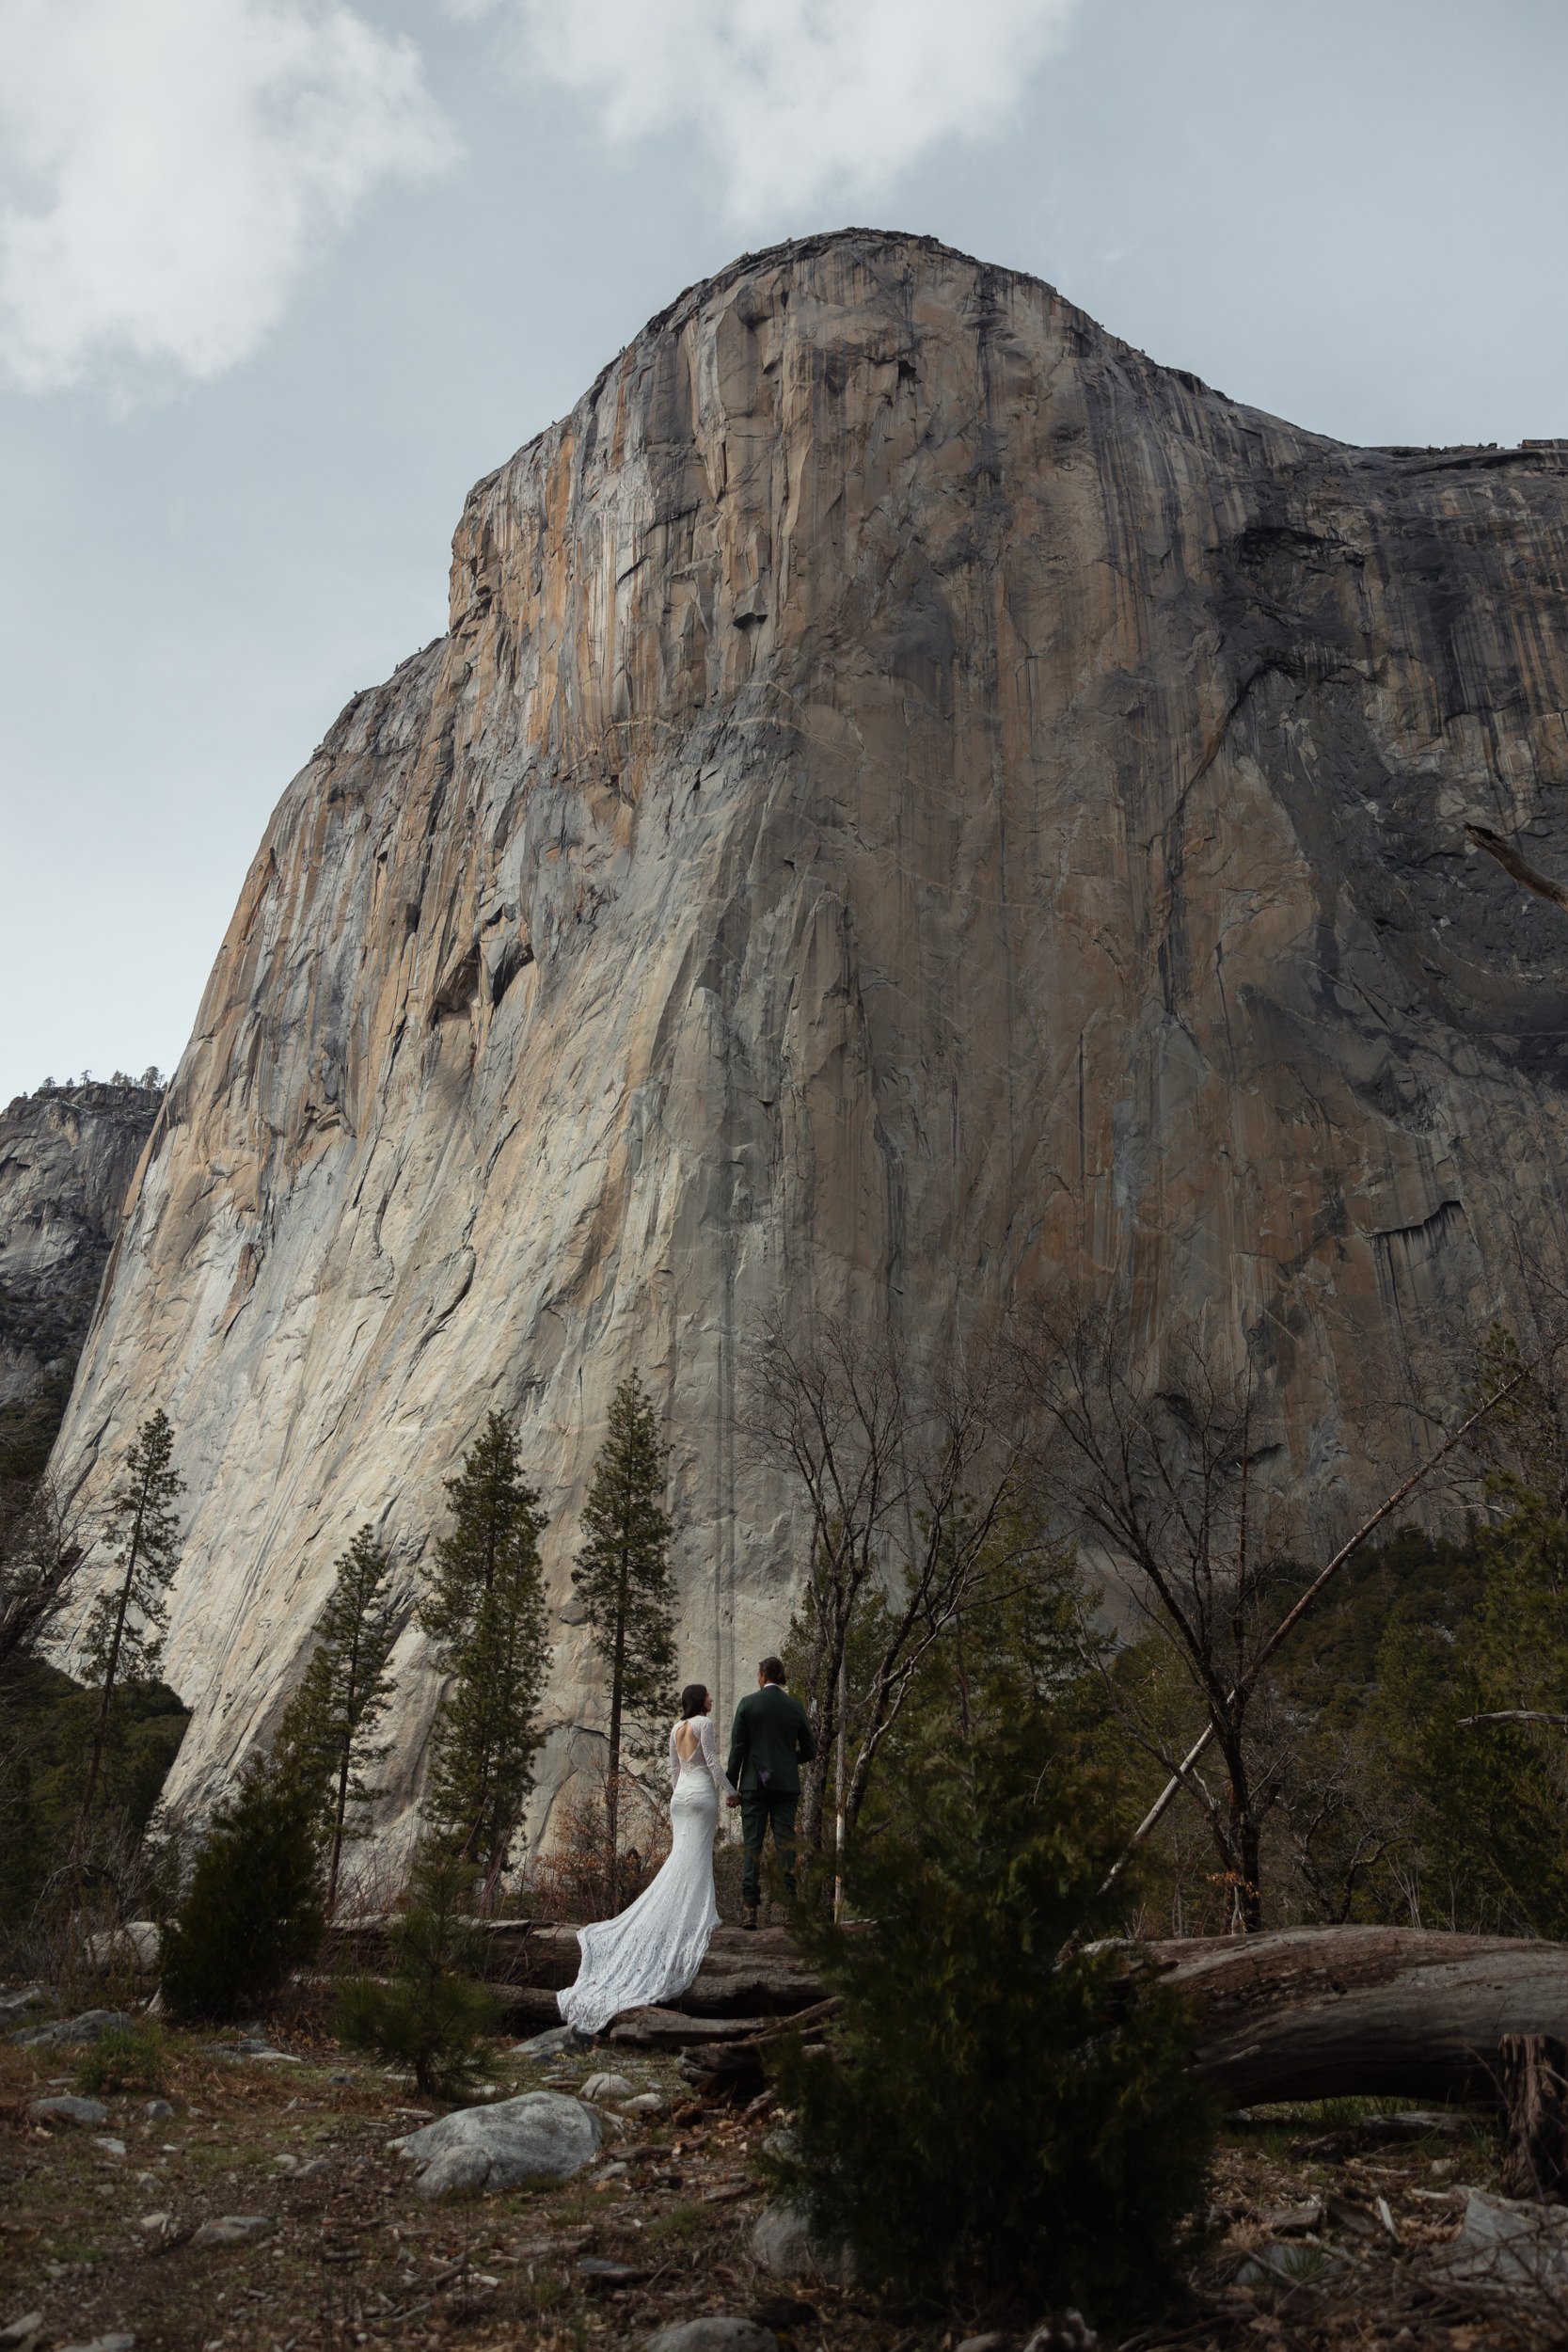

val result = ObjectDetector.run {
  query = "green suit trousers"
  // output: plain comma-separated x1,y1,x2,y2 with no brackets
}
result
739,1788,799,1908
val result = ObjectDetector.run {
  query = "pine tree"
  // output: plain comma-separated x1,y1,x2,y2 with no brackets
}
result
160,1756,325,2023
572,1371,675,1902
336,1840,499,2096
277,1526,402,1915
420,1414,550,1890
76,1409,183,1846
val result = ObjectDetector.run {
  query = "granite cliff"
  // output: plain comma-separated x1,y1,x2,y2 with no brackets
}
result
48,230,1568,1845
1,1081,162,1472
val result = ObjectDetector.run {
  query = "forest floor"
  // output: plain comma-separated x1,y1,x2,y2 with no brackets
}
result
1,2005,1564,2352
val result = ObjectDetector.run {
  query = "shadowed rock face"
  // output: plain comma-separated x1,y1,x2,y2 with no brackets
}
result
0,1082,162,1428
47,229,1568,1842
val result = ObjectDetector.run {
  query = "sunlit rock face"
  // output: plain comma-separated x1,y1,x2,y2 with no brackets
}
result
48,229,1568,1844
0,1081,161,1414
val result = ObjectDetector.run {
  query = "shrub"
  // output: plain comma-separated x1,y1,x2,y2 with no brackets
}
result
336,1841,499,2098
160,1758,325,2022
766,1706,1215,2324
76,2020,166,2095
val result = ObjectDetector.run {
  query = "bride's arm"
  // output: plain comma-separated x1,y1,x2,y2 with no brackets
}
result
701,1716,736,1798
669,1724,681,1791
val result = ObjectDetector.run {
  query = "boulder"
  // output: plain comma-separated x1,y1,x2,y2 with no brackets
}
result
580,2072,634,2104
398,2092,601,2199
13,2010,133,2049
749,2203,857,2286
645,2323,779,2352
82,1922,160,1974
1435,2185,1568,2293
0,1988,49,2030
27,2095,108,2128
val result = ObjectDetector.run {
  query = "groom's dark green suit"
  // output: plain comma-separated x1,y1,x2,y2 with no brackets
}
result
726,1681,817,1909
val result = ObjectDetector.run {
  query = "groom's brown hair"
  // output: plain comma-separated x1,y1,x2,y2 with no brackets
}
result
759,1656,786,1684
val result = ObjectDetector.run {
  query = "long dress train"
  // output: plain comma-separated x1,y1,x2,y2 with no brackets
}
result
557,1714,736,2036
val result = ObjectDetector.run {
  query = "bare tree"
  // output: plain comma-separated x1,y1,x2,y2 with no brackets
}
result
741,1311,1030,1861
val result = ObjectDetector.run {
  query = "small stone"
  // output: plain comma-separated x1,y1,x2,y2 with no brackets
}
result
645,2322,780,2352
135,2214,171,2235
621,2091,665,2115
1021,2319,1099,2352
143,2099,175,2122
956,2335,1010,2352
28,2094,109,2128
57,2335,135,2352
0,1986,49,2028
578,2257,650,2286
750,2203,857,2286
0,2316,44,2351
193,2215,274,2248
292,2155,331,2180
93,2136,128,2158
581,2071,635,2104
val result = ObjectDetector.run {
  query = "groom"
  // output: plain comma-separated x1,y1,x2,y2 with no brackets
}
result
725,1657,817,1931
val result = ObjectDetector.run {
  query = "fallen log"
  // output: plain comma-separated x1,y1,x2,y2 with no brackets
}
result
1143,1927,1568,2108
514,1925,824,2018
609,2009,783,2050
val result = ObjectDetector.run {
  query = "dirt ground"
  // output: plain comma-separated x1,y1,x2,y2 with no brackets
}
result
0,2010,1560,2352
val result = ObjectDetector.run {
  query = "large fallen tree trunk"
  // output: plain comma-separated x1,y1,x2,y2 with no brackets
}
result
1143,1927,1568,2107
658,1927,1568,2109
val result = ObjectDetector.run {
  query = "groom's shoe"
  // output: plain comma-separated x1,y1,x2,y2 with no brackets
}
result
741,1905,759,1932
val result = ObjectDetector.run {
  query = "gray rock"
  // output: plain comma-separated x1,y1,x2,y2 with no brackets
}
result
1261,2199,1324,2235
750,2203,857,2287
512,2026,577,2060
399,2092,601,2200
580,2071,635,2103
13,2009,133,2049
0,1987,49,2030
27,2094,108,2127
82,1921,160,1973
192,2216,274,2248
645,2322,779,2352
955,2337,1009,2352
1021,2320,1099,2352
1435,2186,1568,2292
622,2091,665,2115
93,2136,128,2157
0,2316,44,2351
143,2099,175,2121
57,2335,135,2352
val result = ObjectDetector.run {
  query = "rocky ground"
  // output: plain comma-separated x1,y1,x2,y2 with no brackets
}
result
2,1999,1565,2352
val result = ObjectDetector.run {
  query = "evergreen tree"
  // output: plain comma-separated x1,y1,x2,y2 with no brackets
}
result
420,1414,550,1888
160,1756,325,2022
572,1371,675,1900
336,1840,499,2096
76,1410,183,1846
277,1526,402,1915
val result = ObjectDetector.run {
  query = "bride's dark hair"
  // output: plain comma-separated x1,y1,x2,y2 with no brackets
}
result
679,1683,709,1719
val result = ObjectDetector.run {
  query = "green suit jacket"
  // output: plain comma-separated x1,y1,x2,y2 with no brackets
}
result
726,1683,817,1796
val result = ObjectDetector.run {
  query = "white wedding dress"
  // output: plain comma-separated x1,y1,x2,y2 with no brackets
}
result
557,1714,736,2035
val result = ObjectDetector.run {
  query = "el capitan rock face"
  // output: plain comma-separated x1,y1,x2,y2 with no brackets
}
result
48,230,1568,1842
0,1081,162,1430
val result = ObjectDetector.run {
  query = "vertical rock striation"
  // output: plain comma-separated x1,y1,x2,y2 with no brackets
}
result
1,1080,162,1452
48,230,1568,1840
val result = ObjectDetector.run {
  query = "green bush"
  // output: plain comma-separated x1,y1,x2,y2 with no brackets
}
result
336,1841,499,2098
160,1758,325,2022
767,1707,1215,2323
76,2021,166,2095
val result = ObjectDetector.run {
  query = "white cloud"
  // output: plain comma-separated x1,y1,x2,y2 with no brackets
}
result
512,0,1082,221
0,0,458,392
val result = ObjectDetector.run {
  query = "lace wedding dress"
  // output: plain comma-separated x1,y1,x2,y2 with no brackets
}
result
557,1714,736,2035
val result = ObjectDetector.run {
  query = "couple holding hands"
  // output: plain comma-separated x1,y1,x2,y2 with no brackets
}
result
558,1658,816,2036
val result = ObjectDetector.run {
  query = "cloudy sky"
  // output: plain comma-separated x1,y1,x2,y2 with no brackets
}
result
2,0,1564,1105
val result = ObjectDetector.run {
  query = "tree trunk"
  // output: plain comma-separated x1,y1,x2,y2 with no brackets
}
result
75,1513,143,1853
1143,1926,1568,2107
607,1593,626,1909
1499,2034,1568,2196
327,1741,351,1915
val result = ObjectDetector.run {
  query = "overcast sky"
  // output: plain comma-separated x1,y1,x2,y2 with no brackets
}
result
2,0,1564,1106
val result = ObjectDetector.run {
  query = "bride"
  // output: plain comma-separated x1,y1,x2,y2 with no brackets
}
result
557,1681,736,2036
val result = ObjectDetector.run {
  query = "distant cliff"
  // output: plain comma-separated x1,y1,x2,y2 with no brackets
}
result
1,1080,161,1473
48,229,1568,1844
